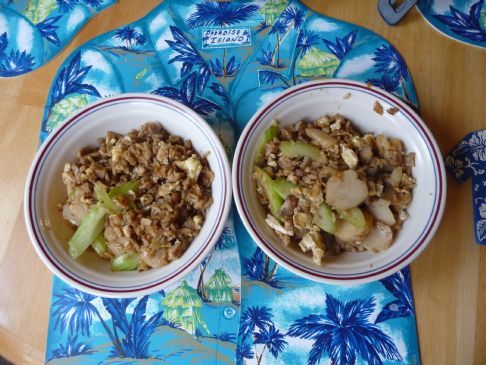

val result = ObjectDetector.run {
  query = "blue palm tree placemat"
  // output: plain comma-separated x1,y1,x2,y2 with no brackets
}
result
40,1,421,364
417,0,486,48
445,131,486,244
0,0,117,77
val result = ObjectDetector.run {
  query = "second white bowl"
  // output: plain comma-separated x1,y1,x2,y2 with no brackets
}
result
233,79,446,285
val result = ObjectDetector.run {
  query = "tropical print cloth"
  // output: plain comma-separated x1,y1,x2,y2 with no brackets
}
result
0,0,116,77
41,1,421,364
417,0,486,48
445,130,486,244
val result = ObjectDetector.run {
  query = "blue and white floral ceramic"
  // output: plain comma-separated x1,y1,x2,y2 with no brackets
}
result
417,0,486,48
446,130,486,244
0,0,116,77
39,1,422,364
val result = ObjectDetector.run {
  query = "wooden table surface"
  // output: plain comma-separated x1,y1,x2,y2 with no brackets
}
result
0,0,484,364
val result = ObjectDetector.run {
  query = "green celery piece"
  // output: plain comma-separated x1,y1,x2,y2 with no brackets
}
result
255,122,278,163
279,141,324,162
254,167,283,218
69,204,106,259
314,203,336,234
92,234,107,257
108,180,140,198
272,179,296,199
338,207,365,228
94,182,122,214
111,253,140,272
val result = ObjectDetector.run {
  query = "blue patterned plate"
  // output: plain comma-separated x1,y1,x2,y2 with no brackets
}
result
0,0,117,77
416,0,486,48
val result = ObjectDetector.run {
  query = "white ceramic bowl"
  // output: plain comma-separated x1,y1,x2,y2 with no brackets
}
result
25,94,232,297
233,79,446,285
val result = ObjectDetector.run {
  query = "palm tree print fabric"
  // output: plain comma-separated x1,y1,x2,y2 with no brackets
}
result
47,225,242,364
417,0,486,48
41,1,421,363
0,0,116,77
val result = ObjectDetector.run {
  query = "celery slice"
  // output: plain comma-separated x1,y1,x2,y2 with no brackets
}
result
92,234,107,257
314,203,336,234
338,207,365,228
68,204,106,259
254,167,283,218
111,253,140,272
272,179,296,199
94,182,122,214
255,122,278,163
279,141,324,162
108,180,139,198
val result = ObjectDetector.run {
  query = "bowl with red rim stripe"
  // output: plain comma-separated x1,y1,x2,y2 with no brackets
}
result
24,94,232,298
233,79,446,285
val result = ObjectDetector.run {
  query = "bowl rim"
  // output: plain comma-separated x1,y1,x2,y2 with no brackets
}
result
232,79,446,285
24,93,232,298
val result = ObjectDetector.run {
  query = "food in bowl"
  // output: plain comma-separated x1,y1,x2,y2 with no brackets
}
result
61,122,214,271
253,114,416,265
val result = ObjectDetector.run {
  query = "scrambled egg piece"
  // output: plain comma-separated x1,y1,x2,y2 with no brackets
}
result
176,154,202,180
299,230,325,265
341,144,358,169
293,212,313,230
265,214,294,236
